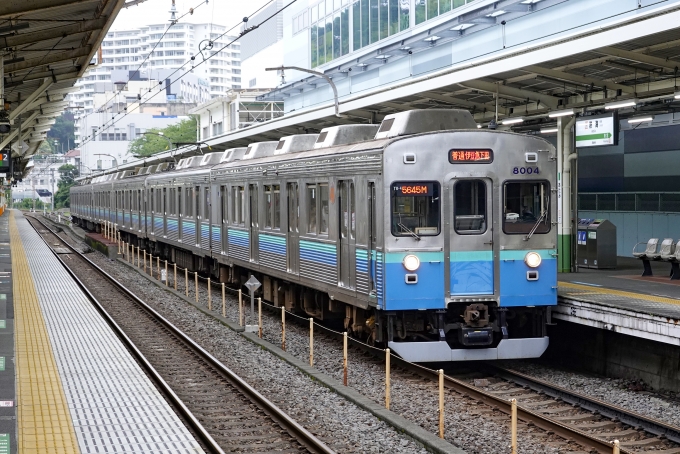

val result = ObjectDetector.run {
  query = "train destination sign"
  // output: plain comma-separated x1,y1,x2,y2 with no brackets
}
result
392,183,434,196
449,149,493,163
575,112,618,148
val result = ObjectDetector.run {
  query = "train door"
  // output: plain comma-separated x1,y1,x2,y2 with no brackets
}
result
286,182,299,274
136,189,146,232
162,188,167,237
368,182,377,294
220,185,227,254
448,178,495,296
249,184,259,262
338,180,356,289
194,185,200,247
178,187,183,242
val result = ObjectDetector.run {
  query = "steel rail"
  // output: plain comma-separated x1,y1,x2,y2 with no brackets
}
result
30,216,336,454
489,365,680,444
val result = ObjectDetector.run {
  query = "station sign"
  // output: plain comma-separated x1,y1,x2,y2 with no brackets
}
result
575,112,619,148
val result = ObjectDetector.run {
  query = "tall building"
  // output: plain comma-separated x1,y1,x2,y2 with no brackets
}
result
240,0,284,89
68,21,241,116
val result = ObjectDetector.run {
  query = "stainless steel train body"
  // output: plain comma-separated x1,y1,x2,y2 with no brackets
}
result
71,109,557,362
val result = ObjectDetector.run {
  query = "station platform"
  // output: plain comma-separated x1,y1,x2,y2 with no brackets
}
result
4,209,204,453
556,257,680,346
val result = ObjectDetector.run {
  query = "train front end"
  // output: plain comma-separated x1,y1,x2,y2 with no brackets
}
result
377,111,557,362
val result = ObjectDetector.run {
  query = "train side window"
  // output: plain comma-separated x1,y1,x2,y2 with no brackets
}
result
503,180,551,235
350,183,356,239
178,189,183,217
307,184,317,234
185,187,192,218
220,186,227,223
204,187,210,219
390,181,441,237
273,185,281,229
319,184,329,234
232,185,245,225
453,180,487,234
264,185,273,229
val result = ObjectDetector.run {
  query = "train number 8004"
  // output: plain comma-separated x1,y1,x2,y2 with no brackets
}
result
513,167,539,175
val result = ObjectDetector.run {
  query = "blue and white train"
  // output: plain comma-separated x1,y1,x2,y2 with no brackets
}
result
71,109,557,362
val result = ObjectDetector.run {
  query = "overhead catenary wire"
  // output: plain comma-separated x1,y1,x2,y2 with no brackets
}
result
93,0,210,116
77,2,278,148
77,0,292,151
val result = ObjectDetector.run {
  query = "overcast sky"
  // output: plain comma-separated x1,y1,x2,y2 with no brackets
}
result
113,0,272,31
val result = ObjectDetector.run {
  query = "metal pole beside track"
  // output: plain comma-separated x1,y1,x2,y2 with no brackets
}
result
309,318,313,367
195,272,198,303
258,297,262,338
185,268,188,297
386,348,391,410
207,278,212,311
174,264,177,290
221,283,225,317
439,369,445,439
511,398,517,453
343,332,348,386
281,307,286,351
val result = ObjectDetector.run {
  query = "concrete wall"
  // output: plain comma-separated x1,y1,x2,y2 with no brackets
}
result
546,321,680,393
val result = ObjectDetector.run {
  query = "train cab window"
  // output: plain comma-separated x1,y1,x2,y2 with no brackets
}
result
390,181,441,237
503,181,551,235
454,180,487,234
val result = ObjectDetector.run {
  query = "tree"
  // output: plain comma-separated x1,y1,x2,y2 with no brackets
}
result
54,164,79,208
128,116,197,157
47,112,75,153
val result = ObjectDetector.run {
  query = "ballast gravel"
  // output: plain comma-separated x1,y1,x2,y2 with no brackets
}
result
79,246,562,454
503,361,680,428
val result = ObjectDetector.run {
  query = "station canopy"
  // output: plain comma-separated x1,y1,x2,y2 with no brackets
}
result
1,0,127,174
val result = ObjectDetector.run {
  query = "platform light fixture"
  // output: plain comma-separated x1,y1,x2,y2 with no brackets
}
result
487,10,506,17
502,117,524,125
627,116,653,124
450,24,475,31
424,36,441,44
604,99,637,109
540,127,558,133
548,108,574,118
675,91,680,99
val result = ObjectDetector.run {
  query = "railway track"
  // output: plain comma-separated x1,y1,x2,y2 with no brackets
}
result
28,215,335,454
37,214,680,453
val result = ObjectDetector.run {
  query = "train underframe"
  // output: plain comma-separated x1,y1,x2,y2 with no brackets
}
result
91,223,548,359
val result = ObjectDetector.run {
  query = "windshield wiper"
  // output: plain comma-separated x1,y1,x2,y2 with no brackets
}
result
524,210,547,241
398,223,421,241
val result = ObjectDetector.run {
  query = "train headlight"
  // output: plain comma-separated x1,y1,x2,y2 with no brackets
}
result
403,255,420,272
525,252,542,268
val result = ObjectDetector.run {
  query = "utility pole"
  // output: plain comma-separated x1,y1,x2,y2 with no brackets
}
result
50,168,55,211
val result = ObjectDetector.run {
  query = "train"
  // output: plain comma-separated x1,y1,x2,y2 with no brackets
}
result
71,109,557,362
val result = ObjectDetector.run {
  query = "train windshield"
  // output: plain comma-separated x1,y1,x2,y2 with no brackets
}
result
503,181,551,234
391,181,440,237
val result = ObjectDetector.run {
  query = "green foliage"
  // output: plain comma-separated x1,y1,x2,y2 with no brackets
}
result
17,198,45,210
54,164,79,209
46,112,75,153
38,139,54,155
128,116,197,157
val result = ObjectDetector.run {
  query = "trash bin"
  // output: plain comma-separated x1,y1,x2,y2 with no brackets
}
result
585,219,617,269
576,218,592,268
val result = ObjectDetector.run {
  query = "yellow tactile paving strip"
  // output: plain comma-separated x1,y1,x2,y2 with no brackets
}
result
559,281,680,306
10,211,80,453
